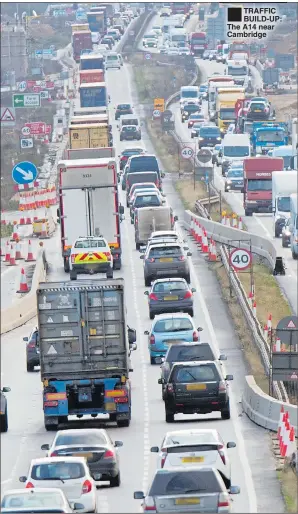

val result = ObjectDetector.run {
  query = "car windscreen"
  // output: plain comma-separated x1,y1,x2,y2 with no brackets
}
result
123,126,136,131
74,239,105,248
223,146,249,157
117,104,131,110
55,432,107,446
149,246,182,258
1,492,64,509
153,317,193,333
134,195,161,207
121,119,138,125
184,105,199,112
173,363,219,382
199,127,220,137
247,179,272,191
107,55,118,60
149,470,221,496
167,344,215,362
31,462,85,480
153,280,187,293
227,169,243,178
129,156,159,172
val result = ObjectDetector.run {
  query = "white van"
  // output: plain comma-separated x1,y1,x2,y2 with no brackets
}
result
105,52,121,69
118,114,140,131
221,133,250,175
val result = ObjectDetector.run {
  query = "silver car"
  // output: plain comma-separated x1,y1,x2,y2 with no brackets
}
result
134,467,240,513
140,243,191,286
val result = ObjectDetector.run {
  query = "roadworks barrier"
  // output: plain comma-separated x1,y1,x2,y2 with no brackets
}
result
242,376,298,433
1,249,48,335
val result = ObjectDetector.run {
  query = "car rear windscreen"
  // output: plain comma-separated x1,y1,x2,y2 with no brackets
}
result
167,344,215,362
74,239,105,248
129,156,159,172
149,470,221,495
134,195,161,207
31,462,85,480
153,280,187,292
149,246,182,258
55,432,107,446
173,363,219,382
154,317,193,333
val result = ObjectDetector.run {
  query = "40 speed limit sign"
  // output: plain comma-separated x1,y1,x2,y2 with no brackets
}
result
229,248,252,271
180,146,194,160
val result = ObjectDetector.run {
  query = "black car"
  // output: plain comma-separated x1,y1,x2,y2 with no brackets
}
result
181,103,200,122
119,147,145,170
115,103,133,120
24,328,39,372
224,167,244,192
120,125,141,141
198,125,221,148
0,387,11,432
101,37,114,49
159,360,232,422
159,342,227,398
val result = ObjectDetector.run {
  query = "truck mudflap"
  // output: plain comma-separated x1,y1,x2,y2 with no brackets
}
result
43,378,131,429
111,247,122,270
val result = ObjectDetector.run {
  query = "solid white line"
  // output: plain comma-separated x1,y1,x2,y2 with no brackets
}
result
253,214,272,239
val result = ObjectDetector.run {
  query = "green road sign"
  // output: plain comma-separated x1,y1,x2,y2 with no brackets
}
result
13,94,40,108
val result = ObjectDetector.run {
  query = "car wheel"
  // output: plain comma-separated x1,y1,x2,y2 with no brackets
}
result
221,401,231,420
110,472,121,487
281,238,288,248
245,209,252,217
27,362,34,372
165,408,174,423
188,309,194,317
292,251,298,260
122,184,126,191
117,419,130,427
136,242,140,250
126,200,129,207
131,217,134,225
113,258,121,270
44,420,58,431
274,228,280,238
0,409,8,433
149,311,154,320
145,277,151,287
63,257,70,273
150,356,155,365
184,274,191,284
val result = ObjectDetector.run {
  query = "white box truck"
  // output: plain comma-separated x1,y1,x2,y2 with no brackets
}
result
290,193,298,259
57,157,124,272
272,170,298,237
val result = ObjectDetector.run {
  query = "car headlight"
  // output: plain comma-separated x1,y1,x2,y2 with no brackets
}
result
199,137,203,140
183,111,187,115
216,137,221,141
226,180,232,184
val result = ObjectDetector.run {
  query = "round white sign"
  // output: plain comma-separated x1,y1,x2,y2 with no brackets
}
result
181,146,194,160
21,126,31,136
229,248,252,271
18,81,27,92
153,109,161,118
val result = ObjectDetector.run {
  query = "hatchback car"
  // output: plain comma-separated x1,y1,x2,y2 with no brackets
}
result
0,386,10,432
41,429,123,487
188,113,205,128
140,242,191,286
282,219,291,247
143,35,157,48
120,125,141,141
134,467,240,513
144,313,203,364
69,236,115,280
119,147,145,170
191,121,208,138
115,103,133,120
198,125,222,148
150,429,236,488
129,184,160,208
144,278,195,319
1,488,80,513
224,167,244,192
160,342,227,396
160,360,233,422
23,327,39,372
19,457,97,513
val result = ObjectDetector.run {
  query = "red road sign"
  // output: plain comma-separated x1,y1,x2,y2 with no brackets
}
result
229,248,252,271
45,124,52,134
25,122,46,135
33,85,42,93
27,80,37,88
46,81,55,89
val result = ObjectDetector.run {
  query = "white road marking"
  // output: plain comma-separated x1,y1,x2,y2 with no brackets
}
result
252,214,272,239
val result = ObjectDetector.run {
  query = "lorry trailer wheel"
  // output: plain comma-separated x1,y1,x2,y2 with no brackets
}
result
0,410,8,432
113,259,122,270
70,271,77,280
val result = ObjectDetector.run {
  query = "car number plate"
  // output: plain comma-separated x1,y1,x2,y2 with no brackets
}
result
182,456,204,463
186,383,206,390
159,258,173,262
73,452,93,459
175,498,200,505
78,388,92,402
255,109,261,112
164,296,178,300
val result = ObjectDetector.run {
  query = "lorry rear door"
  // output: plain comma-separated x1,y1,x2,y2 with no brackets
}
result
62,189,92,244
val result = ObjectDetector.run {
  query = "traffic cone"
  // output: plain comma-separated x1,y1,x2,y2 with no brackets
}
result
11,222,19,241
197,223,203,245
15,240,24,260
221,211,226,225
252,300,257,317
25,212,32,225
280,412,289,454
277,405,285,442
17,268,29,293
1,209,6,225
190,217,195,237
248,291,254,308
232,214,238,228
263,324,268,342
238,217,243,230
209,238,217,261
25,240,35,262
267,314,272,335
281,420,290,457
286,427,296,459
201,230,209,253
40,222,48,239
4,241,10,262
9,243,16,266
19,212,25,225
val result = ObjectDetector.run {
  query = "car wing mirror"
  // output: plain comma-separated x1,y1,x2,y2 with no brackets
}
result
197,327,203,332
158,378,165,384
230,486,240,495
134,491,145,500
227,441,236,448
140,254,145,259
41,443,50,450
225,374,233,381
183,246,189,251
119,205,124,215
187,251,192,256
219,353,227,360
191,288,196,293
114,440,123,447
144,291,149,296
144,330,149,335
19,476,27,483
174,215,178,221
23,337,29,342
150,446,159,452
73,503,85,510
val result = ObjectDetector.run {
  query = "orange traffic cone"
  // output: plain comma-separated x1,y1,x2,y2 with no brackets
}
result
9,243,16,266
25,212,32,225
11,222,19,241
1,209,7,225
19,213,25,225
201,230,209,253
209,238,217,261
17,268,29,293
4,241,10,262
25,240,35,262
40,222,48,239
15,240,24,260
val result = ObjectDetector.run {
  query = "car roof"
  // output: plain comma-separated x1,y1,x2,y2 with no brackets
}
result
152,278,187,284
153,313,192,321
121,147,143,153
148,242,182,249
55,428,107,437
134,191,160,197
171,360,217,367
165,428,219,439
132,183,157,189
3,488,65,495
151,231,178,237
154,465,217,474
30,456,87,464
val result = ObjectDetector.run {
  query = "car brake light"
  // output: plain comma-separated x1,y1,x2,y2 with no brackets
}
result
193,331,198,342
144,497,157,512
27,342,36,348
149,293,158,301
184,290,192,299
50,451,59,457
103,449,115,459
179,255,185,261
219,380,226,393
82,479,92,494
160,451,167,468
150,335,155,345
147,258,155,263
167,383,174,393
26,482,34,489
218,492,230,507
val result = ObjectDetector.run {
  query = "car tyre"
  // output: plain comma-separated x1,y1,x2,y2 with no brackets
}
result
70,270,77,280
44,422,58,432
224,186,228,192
0,410,8,433
150,356,155,365
149,311,154,320
165,408,174,423
188,309,194,317
120,136,123,141
184,274,191,284
110,472,121,487
122,183,126,191
136,242,140,250
221,401,231,420
145,277,151,287
245,209,252,217
117,419,130,427
281,238,288,248
113,258,122,270
27,362,34,372
63,257,70,272
274,228,280,238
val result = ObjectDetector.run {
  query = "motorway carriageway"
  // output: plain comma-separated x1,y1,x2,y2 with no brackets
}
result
0,18,286,514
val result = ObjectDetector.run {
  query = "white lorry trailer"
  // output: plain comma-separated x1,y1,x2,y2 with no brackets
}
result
57,157,124,271
272,170,298,237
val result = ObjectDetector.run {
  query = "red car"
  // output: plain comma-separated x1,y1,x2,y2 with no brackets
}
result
188,113,205,128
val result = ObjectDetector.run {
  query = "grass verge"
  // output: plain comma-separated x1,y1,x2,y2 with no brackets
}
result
1,224,13,238
277,469,298,513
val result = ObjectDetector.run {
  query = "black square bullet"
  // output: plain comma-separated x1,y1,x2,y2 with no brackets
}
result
227,7,242,22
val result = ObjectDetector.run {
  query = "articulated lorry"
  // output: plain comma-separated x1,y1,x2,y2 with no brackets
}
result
57,157,124,271
72,31,93,63
272,170,298,237
251,122,289,155
216,88,245,132
37,279,137,431
243,157,284,216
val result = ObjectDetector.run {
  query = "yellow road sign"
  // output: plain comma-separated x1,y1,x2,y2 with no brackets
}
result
154,98,165,113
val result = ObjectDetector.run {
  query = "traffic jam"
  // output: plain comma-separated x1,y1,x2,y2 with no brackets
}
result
1,2,297,514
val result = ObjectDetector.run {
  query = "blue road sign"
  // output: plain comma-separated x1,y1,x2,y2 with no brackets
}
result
145,53,151,60
12,161,38,185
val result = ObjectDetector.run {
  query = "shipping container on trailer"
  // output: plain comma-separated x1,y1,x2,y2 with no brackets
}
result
79,82,107,108
79,69,105,84
63,147,116,160
72,31,93,62
80,53,105,71
69,124,110,149
57,157,123,271
69,114,109,126
71,23,90,33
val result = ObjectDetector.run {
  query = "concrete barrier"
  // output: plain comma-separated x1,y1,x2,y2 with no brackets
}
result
1,249,47,335
242,376,298,432
183,209,278,272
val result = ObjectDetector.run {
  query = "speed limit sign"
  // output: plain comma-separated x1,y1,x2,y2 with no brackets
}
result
229,248,252,271
21,126,31,136
181,146,194,160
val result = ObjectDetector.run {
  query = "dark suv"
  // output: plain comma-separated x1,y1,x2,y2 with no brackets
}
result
24,328,40,372
115,103,133,120
198,125,221,148
159,360,232,422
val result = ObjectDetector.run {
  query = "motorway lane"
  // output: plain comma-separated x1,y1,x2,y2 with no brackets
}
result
0,53,285,514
